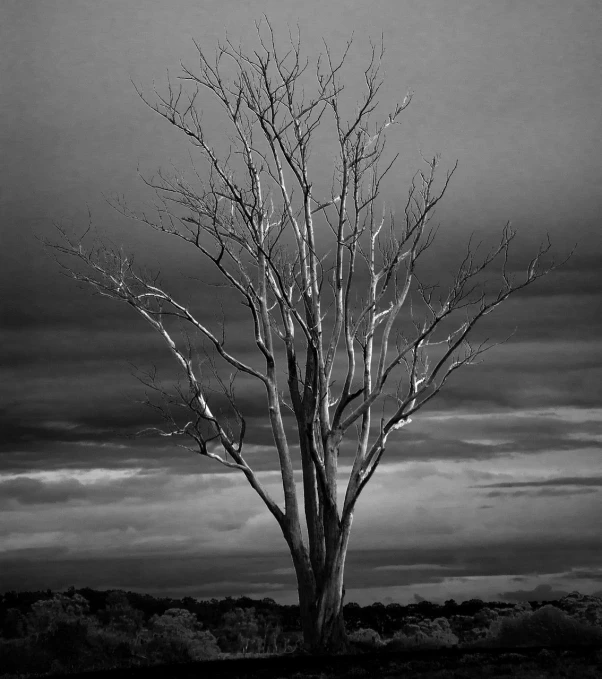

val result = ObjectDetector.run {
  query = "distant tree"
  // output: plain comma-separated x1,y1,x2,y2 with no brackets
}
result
27,593,91,638
98,592,144,639
145,608,220,661
150,607,202,633
218,607,261,654
256,608,283,653
24,593,94,672
47,17,564,653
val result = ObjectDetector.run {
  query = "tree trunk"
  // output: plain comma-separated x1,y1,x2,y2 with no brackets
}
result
295,544,349,654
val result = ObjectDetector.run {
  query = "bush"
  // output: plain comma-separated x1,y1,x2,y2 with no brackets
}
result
348,627,382,650
98,592,144,638
142,608,220,662
217,607,262,654
386,617,458,650
281,630,304,653
86,627,139,668
483,605,602,648
27,592,92,637
386,630,433,650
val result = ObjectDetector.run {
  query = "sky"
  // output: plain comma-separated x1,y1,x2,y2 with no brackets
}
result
1,0,601,606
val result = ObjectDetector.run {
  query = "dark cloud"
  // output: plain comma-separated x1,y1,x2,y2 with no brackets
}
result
0,552,296,599
476,476,602,488
340,537,602,593
0,397,156,452
3,377,601,475
403,410,602,463
473,472,602,497
484,488,597,498
380,419,600,466
421,359,602,413
0,370,274,461
0,477,89,505
558,569,602,582
3,536,600,601
497,583,569,602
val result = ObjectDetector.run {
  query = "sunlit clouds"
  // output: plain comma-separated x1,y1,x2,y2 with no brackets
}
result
1,406,600,602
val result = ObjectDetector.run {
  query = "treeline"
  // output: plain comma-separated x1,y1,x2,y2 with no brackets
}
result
0,587,559,677
2,587,541,631
1,586,303,644
0,587,300,676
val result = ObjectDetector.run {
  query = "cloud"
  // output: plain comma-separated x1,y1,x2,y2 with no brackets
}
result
1,427,600,581
485,488,597,498
566,433,602,443
497,583,569,602
0,552,297,599
471,469,602,499
558,568,602,582
0,476,89,505
267,567,295,576
475,475,602,488
3,401,600,487
485,488,596,498
462,439,513,447
2,534,600,605
193,581,287,594
374,564,454,572
348,535,602,588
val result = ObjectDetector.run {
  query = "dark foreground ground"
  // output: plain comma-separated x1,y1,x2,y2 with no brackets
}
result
45,645,602,679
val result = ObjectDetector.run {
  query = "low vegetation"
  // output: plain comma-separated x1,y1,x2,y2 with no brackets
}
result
1,588,601,677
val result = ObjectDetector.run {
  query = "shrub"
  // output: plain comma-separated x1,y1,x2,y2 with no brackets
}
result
142,608,220,662
142,630,220,663
143,635,196,664
281,630,304,653
484,605,602,648
473,607,500,627
386,617,458,650
217,607,262,654
386,630,433,650
86,627,139,668
27,593,92,637
348,627,382,650
98,592,144,638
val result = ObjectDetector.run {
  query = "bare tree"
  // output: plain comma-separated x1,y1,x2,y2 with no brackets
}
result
47,19,563,653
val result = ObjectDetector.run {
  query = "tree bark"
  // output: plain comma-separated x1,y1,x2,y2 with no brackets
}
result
297,571,346,652
292,527,350,654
